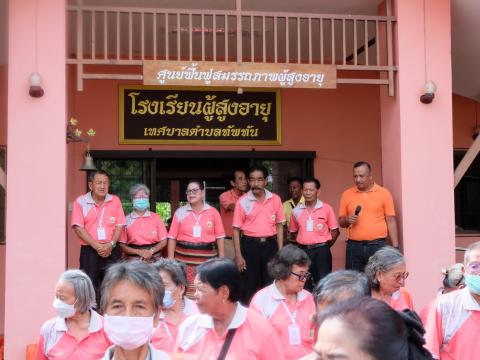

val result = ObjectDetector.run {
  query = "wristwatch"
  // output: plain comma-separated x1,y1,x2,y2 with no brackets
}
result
111,241,117,248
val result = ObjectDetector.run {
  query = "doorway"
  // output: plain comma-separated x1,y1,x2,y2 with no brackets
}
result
90,150,315,223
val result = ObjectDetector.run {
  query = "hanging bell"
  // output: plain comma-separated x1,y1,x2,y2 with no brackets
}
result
80,151,97,171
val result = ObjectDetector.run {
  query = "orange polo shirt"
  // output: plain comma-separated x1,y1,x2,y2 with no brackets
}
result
338,184,395,241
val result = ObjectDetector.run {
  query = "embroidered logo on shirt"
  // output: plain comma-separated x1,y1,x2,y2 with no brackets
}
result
206,221,213,228
110,216,116,224
271,214,276,221
152,230,157,235
317,223,324,230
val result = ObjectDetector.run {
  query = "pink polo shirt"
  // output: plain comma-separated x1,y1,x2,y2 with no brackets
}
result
168,203,225,243
122,211,167,246
425,288,480,360
233,190,285,237
175,303,285,360
289,200,338,245
250,282,316,360
34,310,110,360
219,189,242,237
152,298,198,354
389,287,414,311
71,192,126,245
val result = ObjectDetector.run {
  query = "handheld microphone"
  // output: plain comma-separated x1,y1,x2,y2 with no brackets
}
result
354,205,362,216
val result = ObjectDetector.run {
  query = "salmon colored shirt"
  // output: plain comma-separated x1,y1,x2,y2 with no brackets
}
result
175,303,285,360
389,287,414,311
250,282,316,360
338,183,395,241
152,298,198,354
219,189,242,238
122,211,168,246
71,192,126,245
289,200,338,245
233,190,286,237
34,310,110,360
425,288,480,360
168,203,225,243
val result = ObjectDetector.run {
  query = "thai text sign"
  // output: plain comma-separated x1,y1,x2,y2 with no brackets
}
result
143,61,337,89
119,86,281,145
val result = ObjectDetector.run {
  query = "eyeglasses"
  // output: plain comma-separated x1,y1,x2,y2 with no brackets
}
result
467,262,480,275
391,271,409,282
290,271,311,282
185,188,201,195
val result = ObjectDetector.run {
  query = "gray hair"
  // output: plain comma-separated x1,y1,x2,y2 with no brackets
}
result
313,270,370,305
129,183,150,201
100,260,164,312
58,269,96,313
464,241,480,265
442,263,465,290
364,246,405,291
153,258,188,289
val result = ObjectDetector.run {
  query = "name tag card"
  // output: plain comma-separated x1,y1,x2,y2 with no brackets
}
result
306,219,314,232
288,324,301,345
97,227,106,241
193,225,202,238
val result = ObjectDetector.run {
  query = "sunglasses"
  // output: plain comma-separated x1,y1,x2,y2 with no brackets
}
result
290,271,312,282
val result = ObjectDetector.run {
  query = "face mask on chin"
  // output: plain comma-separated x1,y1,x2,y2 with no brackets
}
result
104,314,155,351
53,298,76,319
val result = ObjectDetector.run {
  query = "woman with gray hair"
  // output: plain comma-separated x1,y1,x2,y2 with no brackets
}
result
365,245,414,311
100,260,171,360
34,269,110,359
151,259,198,353
120,184,167,262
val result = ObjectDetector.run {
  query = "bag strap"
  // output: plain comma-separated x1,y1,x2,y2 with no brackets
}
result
217,328,238,360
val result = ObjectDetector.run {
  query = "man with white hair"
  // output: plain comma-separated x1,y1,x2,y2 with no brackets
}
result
424,241,480,359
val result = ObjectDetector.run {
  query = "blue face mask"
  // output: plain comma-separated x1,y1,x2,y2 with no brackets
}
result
163,289,176,309
465,274,480,295
133,198,149,211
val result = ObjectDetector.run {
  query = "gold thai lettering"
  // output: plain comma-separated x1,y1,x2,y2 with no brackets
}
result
165,94,179,115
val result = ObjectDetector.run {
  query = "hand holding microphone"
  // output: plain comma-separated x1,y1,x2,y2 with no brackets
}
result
348,205,362,225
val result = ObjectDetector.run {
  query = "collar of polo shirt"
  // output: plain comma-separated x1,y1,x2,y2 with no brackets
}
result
298,199,323,210
130,210,151,218
247,189,273,201
272,281,308,302
185,203,211,212
461,287,480,311
197,302,247,330
54,309,103,333
86,192,113,204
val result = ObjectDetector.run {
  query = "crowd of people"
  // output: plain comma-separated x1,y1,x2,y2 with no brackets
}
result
32,161,480,359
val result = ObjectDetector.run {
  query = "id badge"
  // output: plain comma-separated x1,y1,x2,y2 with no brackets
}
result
193,225,202,238
306,219,314,232
288,324,301,345
97,227,106,241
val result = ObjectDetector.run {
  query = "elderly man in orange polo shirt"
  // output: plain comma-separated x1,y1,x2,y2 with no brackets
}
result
338,161,398,272
219,169,248,259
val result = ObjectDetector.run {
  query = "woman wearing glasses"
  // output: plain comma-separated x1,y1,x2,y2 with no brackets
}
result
250,245,316,360
365,246,414,311
167,179,225,298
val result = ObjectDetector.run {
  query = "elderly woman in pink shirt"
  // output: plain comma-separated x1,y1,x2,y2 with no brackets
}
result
250,245,316,360
34,270,110,360
365,246,414,311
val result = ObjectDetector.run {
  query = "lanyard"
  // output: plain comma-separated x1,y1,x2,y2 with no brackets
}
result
281,300,298,326
192,211,202,225
93,205,106,228
161,319,174,344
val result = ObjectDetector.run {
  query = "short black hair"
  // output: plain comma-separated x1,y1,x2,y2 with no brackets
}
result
317,297,408,360
187,179,205,190
248,163,269,179
287,177,303,186
302,177,321,189
196,258,242,302
88,169,109,182
353,161,372,172
228,169,247,183
268,244,311,280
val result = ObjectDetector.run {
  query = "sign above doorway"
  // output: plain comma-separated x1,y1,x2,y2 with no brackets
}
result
143,61,337,89
119,86,281,145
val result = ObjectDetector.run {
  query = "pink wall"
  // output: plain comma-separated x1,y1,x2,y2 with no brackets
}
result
381,0,455,310
0,62,6,336
4,0,66,358
66,67,383,271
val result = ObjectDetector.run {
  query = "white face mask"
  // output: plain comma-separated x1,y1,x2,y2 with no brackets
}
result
104,315,155,351
53,298,76,318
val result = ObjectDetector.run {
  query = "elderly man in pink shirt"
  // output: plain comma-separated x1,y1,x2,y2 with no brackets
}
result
71,170,125,303
233,164,285,304
425,241,480,359
219,169,248,259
